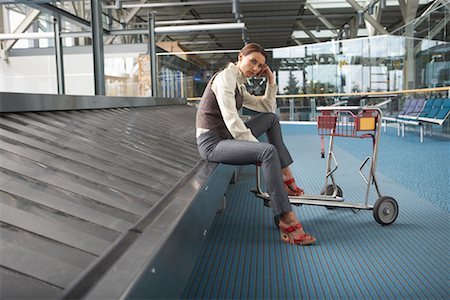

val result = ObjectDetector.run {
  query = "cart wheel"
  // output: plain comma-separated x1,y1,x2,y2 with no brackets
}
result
274,215,280,229
320,184,343,210
320,184,343,197
373,196,398,225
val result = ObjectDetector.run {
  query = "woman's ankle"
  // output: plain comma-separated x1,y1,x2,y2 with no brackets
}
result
279,211,298,225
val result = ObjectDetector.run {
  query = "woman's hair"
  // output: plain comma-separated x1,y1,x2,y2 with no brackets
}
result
239,42,267,60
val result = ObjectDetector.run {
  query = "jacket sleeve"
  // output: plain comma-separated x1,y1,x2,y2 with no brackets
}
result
241,83,278,113
212,69,259,142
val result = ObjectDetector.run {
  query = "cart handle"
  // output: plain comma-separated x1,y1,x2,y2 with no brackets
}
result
330,100,348,107
317,105,364,111
373,99,392,107
318,99,392,111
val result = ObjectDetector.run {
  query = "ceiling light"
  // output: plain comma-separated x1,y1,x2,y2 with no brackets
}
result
154,22,245,34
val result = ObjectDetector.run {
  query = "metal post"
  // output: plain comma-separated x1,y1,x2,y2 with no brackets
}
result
53,17,65,94
289,98,294,121
232,0,247,44
310,98,316,121
148,11,158,97
91,0,105,95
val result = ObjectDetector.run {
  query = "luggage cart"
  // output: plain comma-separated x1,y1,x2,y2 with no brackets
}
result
252,100,399,226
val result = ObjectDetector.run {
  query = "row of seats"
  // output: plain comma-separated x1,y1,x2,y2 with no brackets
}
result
382,97,450,142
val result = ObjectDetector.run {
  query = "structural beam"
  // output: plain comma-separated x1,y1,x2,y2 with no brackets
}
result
295,21,321,43
0,23,246,40
439,0,450,8
2,8,40,51
365,1,383,36
425,14,449,40
105,0,148,44
157,8,191,43
305,3,338,35
27,3,92,30
412,0,441,28
415,17,450,55
104,0,230,9
346,0,389,35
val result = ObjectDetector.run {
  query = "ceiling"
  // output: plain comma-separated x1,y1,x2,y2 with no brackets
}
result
1,1,447,57
106,0,442,50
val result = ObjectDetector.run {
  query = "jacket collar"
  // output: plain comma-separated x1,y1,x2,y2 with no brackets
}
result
227,62,246,85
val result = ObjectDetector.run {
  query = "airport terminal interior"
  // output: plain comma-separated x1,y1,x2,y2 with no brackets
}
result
0,0,449,299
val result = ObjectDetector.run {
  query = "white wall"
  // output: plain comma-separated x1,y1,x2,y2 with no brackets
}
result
1,55,59,94
0,44,147,95
0,53,95,94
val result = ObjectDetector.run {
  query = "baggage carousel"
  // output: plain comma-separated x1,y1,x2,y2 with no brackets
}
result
0,92,234,299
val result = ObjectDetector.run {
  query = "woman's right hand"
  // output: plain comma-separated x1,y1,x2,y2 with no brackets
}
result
259,64,275,85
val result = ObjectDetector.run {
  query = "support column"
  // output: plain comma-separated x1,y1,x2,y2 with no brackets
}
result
0,6,6,61
91,0,105,95
148,11,158,97
0,6,5,33
402,0,420,89
53,17,65,94
349,18,358,38
78,0,86,46
32,19,39,48
404,24,415,89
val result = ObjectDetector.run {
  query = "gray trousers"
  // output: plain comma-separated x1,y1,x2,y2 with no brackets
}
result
196,113,293,216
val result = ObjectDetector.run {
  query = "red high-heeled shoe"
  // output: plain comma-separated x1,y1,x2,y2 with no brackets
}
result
279,223,316,246
284,178,304,196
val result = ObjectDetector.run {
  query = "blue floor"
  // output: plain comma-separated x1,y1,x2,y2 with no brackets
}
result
183,124,449,299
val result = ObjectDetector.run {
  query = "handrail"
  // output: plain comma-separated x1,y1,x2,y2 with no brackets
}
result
187,86,450,101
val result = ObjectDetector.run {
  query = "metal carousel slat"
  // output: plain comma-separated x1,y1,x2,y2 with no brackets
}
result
0,184,132,237
0,149,153,215
0,203,110,255
22,110,199,171
0,137,165,200
1,239,83,289
0,127,171,189
0,116,189,186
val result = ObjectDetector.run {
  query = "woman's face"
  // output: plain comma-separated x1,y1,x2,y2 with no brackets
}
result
238,52,266,77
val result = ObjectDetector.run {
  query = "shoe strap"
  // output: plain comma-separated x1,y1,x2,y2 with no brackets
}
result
283,223,302,233
284,178,296,185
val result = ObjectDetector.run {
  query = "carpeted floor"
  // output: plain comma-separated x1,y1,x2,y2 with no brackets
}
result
182,123,449,299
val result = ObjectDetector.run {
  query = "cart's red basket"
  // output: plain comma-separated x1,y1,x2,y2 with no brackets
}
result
317,110,378,138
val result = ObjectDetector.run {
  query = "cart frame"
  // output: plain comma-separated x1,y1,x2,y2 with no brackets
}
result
252,100,399,225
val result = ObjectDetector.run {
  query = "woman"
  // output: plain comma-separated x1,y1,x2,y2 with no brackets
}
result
196,43,315,246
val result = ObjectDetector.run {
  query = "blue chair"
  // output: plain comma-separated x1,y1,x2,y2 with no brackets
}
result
418,98,435,118
399,98,426,119
432,99,450,125
418,98,450,138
